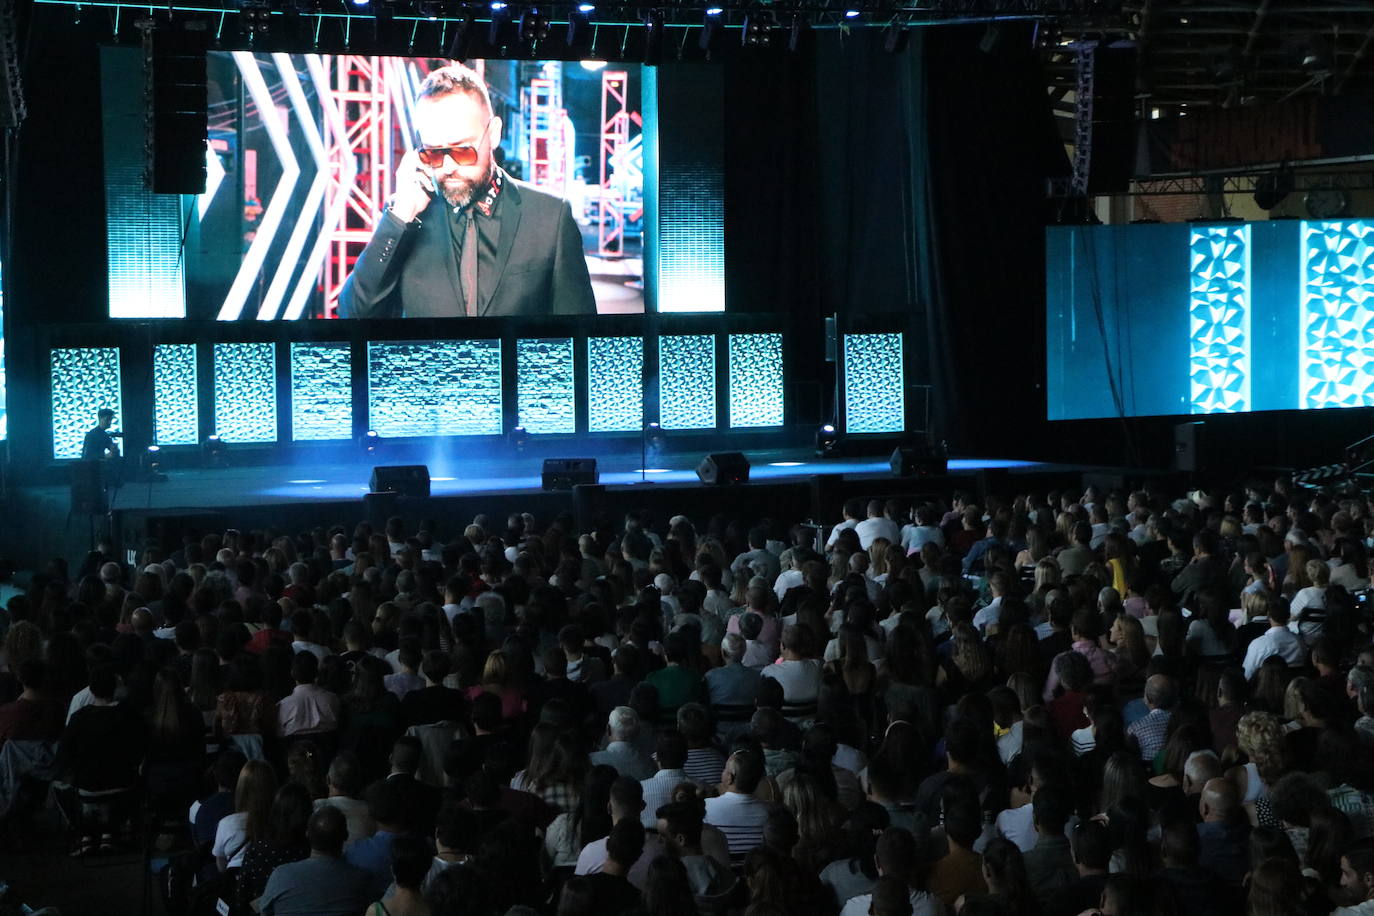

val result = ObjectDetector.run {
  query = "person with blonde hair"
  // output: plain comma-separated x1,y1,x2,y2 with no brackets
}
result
1227,711,1289,810
213,758,278,871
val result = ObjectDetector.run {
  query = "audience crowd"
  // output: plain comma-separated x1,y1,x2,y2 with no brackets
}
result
2,478,1374,916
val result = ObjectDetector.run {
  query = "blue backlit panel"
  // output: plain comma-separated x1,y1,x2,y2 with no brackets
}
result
843,333,904,434
729,333,784,428
1301,221,1374,409
658,335,716,429
516,338,576,434
52,348,123,459
153,344,199,446
213,343,278,443
1189,225,1252,414
291,343,353,441
587,337,644,432
368,340,502,437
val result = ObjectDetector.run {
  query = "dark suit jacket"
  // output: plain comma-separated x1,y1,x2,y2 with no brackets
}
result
338,172,596,318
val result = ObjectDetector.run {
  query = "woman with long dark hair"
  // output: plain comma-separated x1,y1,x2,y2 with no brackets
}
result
237,782,312,905
145,668,206,808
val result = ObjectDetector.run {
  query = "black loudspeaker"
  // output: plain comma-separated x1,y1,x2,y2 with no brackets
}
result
146,24,208,194
542,458,598,491
369,465,431,498
696,452,750,486
1085,45,1139,194
1174,421,1203,473
70,461,107,515
890,446,947,478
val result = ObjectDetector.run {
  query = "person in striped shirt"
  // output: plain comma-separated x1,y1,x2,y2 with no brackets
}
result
704,746,773,861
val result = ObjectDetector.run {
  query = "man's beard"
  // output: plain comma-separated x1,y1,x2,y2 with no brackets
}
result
438,163,491,208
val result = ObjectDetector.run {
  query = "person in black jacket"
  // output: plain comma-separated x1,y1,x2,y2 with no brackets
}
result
58,666,146,852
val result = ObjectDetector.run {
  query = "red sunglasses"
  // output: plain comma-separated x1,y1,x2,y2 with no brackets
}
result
416,119,493,169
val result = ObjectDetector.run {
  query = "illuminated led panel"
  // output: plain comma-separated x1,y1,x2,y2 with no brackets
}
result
729,333,784,428
52,348,123,459
1189,225,1252,414
516,338,576,434
843,333,904,434
659,335,716,429
213,343,278,443
367,340,502,437
291,343,353,441
1300,220,1374,409
587,337,643,432
152,344,199,446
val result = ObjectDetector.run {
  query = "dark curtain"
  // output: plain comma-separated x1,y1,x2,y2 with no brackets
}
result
724,27,1068,453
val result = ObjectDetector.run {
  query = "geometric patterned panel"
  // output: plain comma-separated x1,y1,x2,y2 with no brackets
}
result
1189,225,1252,414
587,337,644,432
1300,220,1374,409
152,344,200,446
367,340,502,438
659,334,716,430
729,333,784,428
516,338,576,434
213,342,278,443
842,333,904,434
290,343,353,441
51,348,123,460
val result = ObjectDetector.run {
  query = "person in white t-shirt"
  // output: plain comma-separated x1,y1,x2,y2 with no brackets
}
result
854,500,901,552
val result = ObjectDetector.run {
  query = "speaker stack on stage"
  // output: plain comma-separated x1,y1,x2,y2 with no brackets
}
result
369,465,431,498
542,458,598,491
696,452,750,486
890,444,947,478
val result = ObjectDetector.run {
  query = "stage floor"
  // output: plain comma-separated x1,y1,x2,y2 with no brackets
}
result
94,448,1064,511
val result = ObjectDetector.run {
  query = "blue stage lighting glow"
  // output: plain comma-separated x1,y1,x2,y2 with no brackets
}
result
843,333,905,434
490,2,506,9
844,9,860,17
291,342,353,441
288,479,327,484
659,334,716,429
51,347,123,460
1301,220,1374,409
769,461,804,467
729,333,784,428
578,4,595,11
517,338,576,434
1189,225,1251,414
587,337,644,432
705,6,722,13
368,340,502,438
214,343,278,443
153,344,199,446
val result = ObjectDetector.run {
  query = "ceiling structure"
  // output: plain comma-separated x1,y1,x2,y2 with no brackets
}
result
1043,0,1374,111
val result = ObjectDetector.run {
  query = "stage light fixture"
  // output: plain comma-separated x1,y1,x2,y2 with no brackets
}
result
488,4,508,43
787,14,807,52
509,425,529,453
566,5,590,46
578,3,594,10
699,6,720,51
641,8,664,64
519,7,549,43
741,10,773,47
645,421,668,456
815,423,839,457
203,434,228,469
844,9,860,18
359,429,380,456
139,445,168,483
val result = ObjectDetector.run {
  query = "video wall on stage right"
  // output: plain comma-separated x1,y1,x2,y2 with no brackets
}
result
1047,219,1374,421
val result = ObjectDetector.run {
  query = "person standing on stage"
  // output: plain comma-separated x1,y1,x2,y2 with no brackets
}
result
338,63,597,319
81,408,121,461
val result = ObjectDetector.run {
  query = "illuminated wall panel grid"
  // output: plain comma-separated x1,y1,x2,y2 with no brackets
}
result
516,338,576,434
368,340,502,438
728,333,784,428
152,344,199,446
659,335,716,429
843,333,905,434
52,348,123,459
213,343,278,443
1300,221,1374,410
291,343,353,441
587,337,644,432
1188,225,1252,414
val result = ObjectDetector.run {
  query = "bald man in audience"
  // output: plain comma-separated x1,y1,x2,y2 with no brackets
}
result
1197,777,1248,886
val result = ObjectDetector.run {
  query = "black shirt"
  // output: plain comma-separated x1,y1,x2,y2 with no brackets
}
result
81,426,117,460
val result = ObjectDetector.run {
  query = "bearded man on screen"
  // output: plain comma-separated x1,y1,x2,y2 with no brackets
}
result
338,63,596,319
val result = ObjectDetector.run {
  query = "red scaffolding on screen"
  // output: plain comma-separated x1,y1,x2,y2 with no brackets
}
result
321,55,395,318
598,70,629,259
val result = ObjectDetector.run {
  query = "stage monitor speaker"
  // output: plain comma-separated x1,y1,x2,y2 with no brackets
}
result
369,465,430,498
890,446,947,478
542,458,598,491
696,452,750,486
146,24,208,194
70,460,107,515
